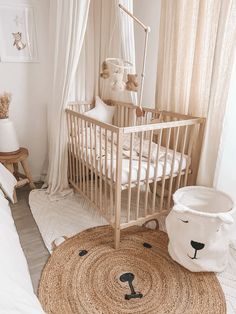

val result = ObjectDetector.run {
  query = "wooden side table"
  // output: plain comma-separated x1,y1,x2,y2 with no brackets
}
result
0,147,36,202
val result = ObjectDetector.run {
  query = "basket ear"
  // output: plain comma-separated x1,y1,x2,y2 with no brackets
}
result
51,235,68,251
172,204,189,213
218,213,234,224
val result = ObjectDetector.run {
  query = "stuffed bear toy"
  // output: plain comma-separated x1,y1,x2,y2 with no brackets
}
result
126,74,138,92
100,61,110,79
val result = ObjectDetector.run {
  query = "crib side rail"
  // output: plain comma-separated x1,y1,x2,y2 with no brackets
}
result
123,117,204,133
119,116,205,229
65,108,123,232
67,101,95,114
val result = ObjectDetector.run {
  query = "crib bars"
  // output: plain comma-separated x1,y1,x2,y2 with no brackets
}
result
66,101,205,248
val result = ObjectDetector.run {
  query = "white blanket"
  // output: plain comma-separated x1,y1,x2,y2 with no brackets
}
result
0,191,45,313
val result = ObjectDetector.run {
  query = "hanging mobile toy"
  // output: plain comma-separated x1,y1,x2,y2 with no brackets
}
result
100,61,110,79
106,58,133,92
118,4,151,117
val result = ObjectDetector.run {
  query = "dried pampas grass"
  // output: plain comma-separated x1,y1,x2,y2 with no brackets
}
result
0,92,11,119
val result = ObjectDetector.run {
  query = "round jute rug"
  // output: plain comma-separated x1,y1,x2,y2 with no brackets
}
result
38,225,226,314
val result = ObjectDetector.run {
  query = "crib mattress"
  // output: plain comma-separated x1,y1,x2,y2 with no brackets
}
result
102,154,188,186
82,148,188,186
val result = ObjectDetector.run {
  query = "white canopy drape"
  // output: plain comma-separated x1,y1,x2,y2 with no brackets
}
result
71,0,136,104
118,0,137,104
46,0,90,200
47,0,136,199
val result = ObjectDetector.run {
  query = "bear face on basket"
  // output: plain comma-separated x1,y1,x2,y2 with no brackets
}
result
166,187,235,273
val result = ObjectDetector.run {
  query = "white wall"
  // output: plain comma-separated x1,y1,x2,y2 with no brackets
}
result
133,0,161,107
0,0,49,180
214,53,236,205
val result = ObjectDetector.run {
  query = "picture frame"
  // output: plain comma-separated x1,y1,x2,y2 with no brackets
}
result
0,4,38,62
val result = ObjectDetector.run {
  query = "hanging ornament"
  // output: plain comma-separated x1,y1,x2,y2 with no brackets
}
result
100,61,110,79
126,74,138,92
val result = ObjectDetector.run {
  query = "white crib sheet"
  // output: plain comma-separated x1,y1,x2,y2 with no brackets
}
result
83,149,188,186
102,154,187,185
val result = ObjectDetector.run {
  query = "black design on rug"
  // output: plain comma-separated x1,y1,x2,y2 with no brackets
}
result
79,250,88,257
120,273,143,300
143,242,152,249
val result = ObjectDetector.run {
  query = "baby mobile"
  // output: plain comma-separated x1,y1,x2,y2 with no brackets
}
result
100,4,151,117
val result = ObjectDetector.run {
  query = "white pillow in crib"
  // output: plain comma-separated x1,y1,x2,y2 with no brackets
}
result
84,96,115,124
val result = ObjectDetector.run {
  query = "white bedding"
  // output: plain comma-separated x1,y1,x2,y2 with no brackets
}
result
0,190,45,313
77,129,189,185
83,147,188,186
102,153,187,185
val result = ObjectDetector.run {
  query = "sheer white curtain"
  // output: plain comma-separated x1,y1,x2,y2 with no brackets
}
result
156,0,236,186
118,0,137,104
46,0,90,200
70,1,97,102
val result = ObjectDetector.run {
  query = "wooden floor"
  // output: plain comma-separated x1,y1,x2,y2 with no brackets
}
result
10,184,49,293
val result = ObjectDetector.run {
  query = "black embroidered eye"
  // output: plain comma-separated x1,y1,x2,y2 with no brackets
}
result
180,219,189,223
79,250,88,256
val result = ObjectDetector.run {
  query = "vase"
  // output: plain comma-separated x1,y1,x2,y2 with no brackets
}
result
0,118,20,154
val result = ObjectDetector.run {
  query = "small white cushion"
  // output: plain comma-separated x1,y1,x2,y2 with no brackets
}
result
0,163,17,203
84,96,115,124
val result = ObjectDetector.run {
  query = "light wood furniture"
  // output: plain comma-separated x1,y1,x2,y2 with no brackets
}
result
66,101,205,249
0,147,36,202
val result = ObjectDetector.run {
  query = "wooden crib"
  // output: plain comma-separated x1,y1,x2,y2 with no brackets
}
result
66,100,205,248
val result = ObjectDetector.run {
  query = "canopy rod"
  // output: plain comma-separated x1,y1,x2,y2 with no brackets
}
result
118,4,150,31
118,3,151,117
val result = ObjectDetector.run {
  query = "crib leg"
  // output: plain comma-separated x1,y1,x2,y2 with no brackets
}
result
114,227,120,249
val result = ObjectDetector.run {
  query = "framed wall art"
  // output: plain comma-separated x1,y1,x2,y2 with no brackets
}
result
0,4,38,62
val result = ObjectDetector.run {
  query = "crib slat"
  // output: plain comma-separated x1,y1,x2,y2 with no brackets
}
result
104,129,108,214
125,107,129,127
184,125,195,186
77,116,83,191
70,114,75,183
89,123,93,202
115,130,123,249
66,112,72,182
167,126,180,209
152,129,163,213
120,106,124,127
99,126,103,211
85,121,89,196
127,133,134,222
160,128,171,211
144,130,153,215
73,115,79,187
70,114,74,183
176,125,188,190
81,119,86,193
110,132,114,219
136,131,144,219
118,107,121,127
94,125,98,206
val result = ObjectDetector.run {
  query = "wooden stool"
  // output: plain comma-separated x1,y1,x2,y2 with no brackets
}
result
0,147,36,202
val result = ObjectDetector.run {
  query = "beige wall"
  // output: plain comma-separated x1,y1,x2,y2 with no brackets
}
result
0,0,49,180
134,0,161,107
